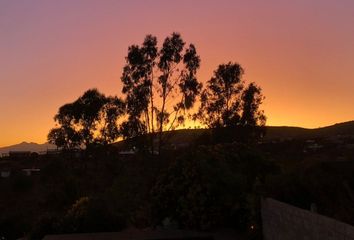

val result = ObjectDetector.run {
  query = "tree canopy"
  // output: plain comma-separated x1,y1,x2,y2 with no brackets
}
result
120,33,202,146
48,89,125,149
196,62,266,129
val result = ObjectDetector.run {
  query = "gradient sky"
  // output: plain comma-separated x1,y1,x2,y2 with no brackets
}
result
1,0,354,147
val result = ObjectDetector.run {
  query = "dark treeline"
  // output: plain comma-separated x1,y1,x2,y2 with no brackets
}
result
0,141,280,240
3,131,354,239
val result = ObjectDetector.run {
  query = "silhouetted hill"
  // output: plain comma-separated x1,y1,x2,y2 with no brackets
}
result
0,142,56,154
264,126,309,140
313,120,354,136
265,120,354,140
4,121,353,154
113,121,354,149
112,129,209,150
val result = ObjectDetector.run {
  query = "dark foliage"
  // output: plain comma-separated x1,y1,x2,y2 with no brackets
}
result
121,33,202,151
195,62,266,142
150,144,277,230
48,89,125,150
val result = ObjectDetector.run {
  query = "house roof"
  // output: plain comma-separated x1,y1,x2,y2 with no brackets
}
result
43,229,213,240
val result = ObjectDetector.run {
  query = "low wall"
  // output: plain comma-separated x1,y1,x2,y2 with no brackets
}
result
261,198,354,240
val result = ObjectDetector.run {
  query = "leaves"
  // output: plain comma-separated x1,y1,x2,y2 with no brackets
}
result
241,83,266,127
48,89,125,149
196,62,265,131
120,33,201,142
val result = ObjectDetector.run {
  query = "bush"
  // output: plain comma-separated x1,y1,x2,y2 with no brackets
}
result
56,197,125,233
150,143,277,230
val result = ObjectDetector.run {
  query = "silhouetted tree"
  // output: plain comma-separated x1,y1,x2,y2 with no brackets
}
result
195,62,266,141
48,89,125,149
99,96,125,145
47,124,81,150
121,32,202,152
240,82,266,127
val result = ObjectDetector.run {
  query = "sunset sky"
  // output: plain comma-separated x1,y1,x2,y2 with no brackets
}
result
1,0,354,147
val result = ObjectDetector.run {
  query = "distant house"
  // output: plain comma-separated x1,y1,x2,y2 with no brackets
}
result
46,149,61,155
118,146,137,155
119,149,136,155
170,142,190,150
0,170,11,178
22,168,40,176
9,151,31,158
304,140,323,153
308,143,323,150
1,153,9,158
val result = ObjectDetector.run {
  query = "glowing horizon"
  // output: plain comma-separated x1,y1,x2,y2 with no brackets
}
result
1,0,354,147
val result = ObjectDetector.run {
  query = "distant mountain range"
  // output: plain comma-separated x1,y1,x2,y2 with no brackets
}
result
0,142,57,155
2,121,354,153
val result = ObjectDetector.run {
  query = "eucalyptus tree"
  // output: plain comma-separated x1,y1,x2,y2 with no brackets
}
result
121,32,202,151
195,62,266,141
48,89,125,150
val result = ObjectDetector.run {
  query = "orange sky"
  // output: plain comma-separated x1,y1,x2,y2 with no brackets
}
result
1,0,354,147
